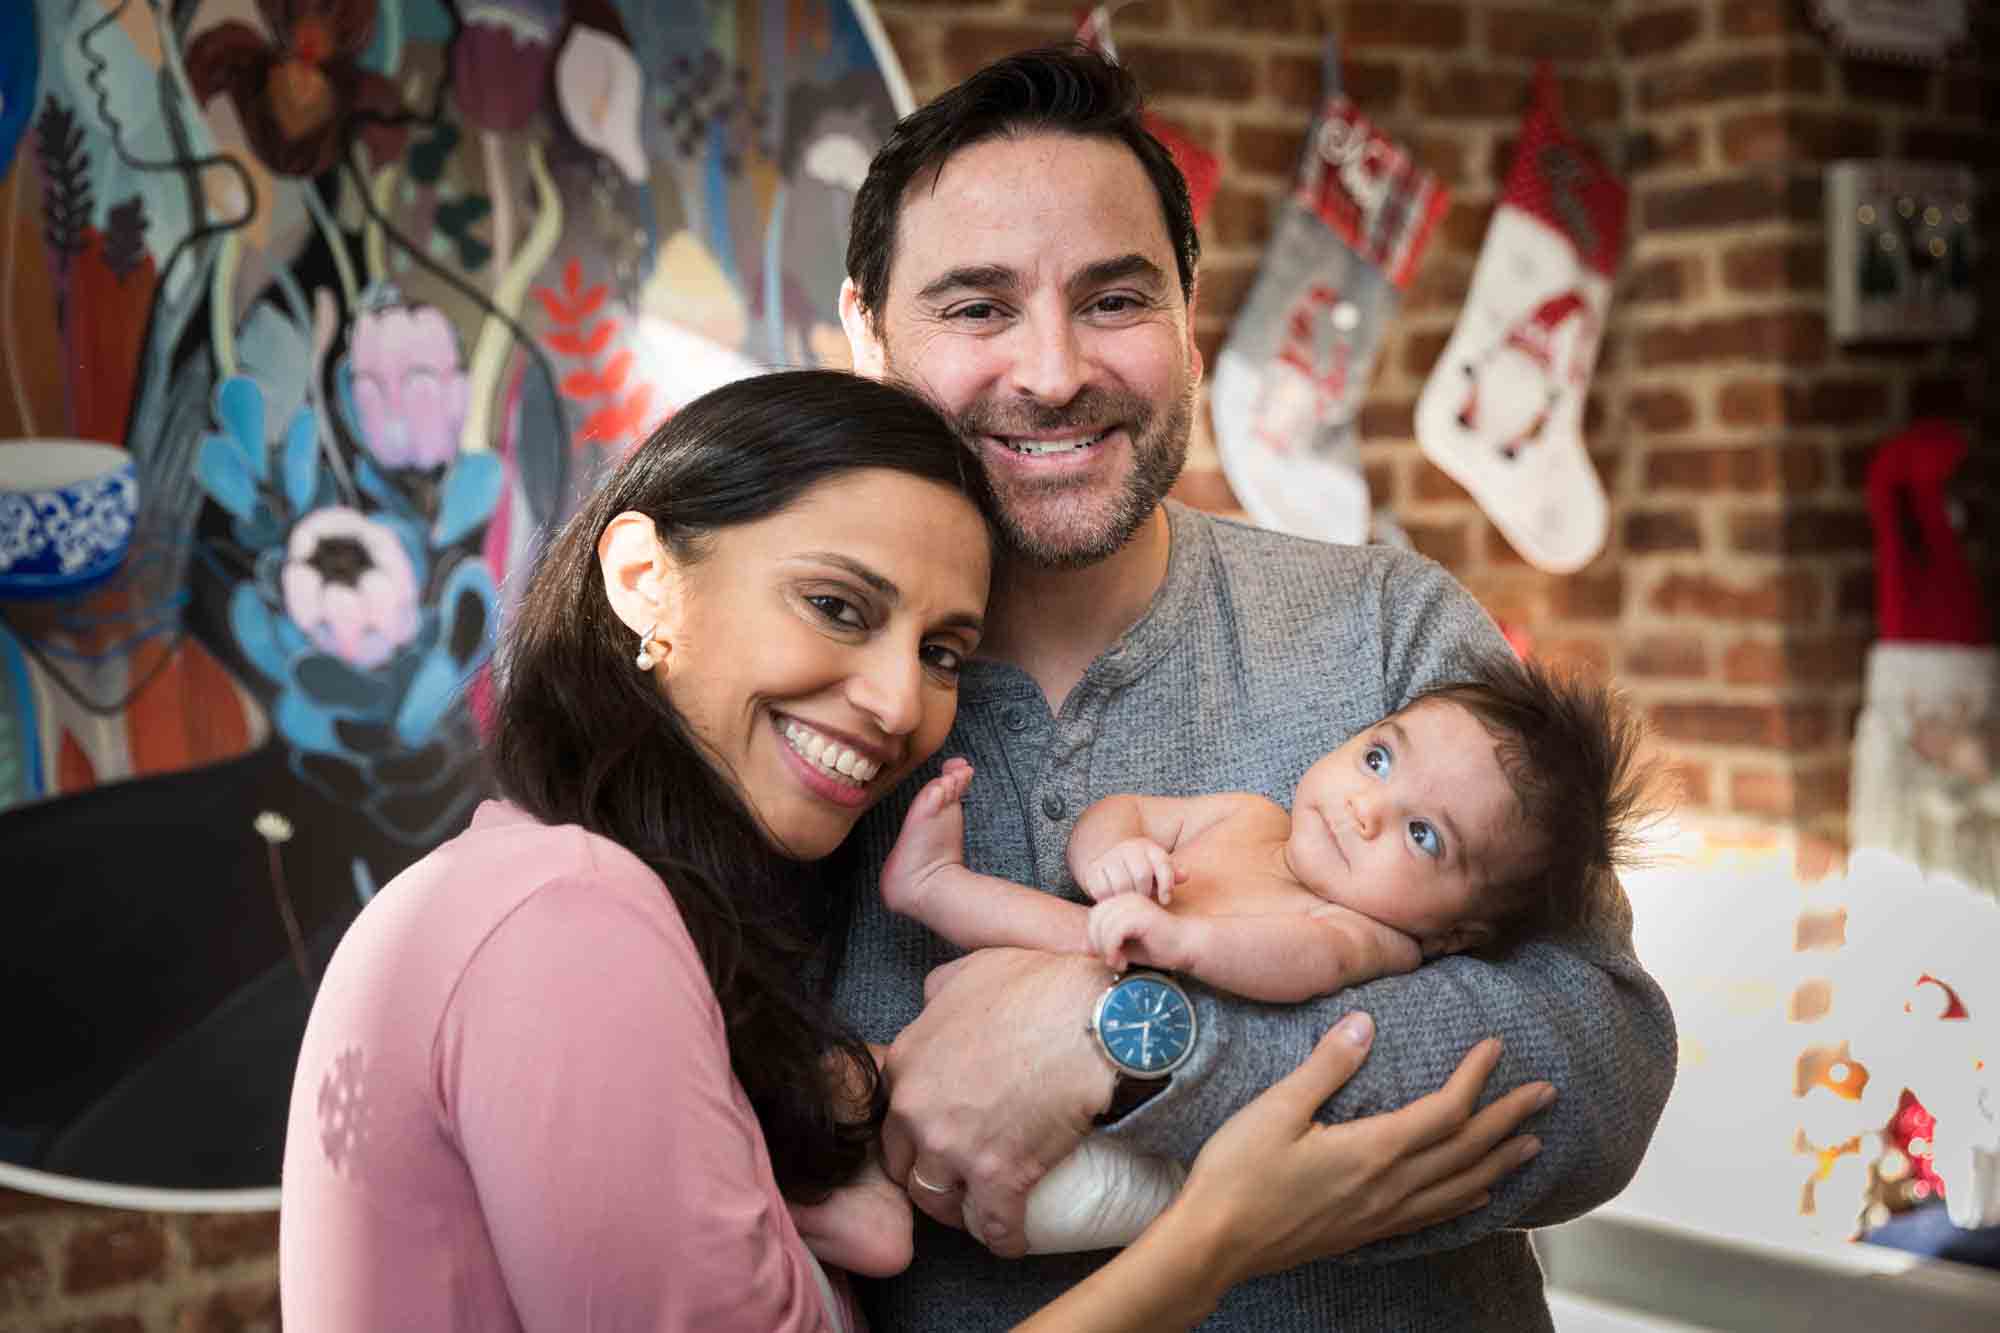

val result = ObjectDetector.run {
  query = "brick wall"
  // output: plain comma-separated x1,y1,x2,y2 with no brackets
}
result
882,0,1994,871
0,1188,276,1331
4,2,1988,1326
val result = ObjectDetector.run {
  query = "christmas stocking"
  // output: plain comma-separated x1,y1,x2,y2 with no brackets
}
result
1077,7,1219,224
1211,49,1448,544
1415,64,1626,573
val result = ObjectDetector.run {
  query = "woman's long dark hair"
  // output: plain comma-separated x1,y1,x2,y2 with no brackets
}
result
491,369,996,1201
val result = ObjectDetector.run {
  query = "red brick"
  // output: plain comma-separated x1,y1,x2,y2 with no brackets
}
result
1641,173,1821,232
1231,123,1307,178
1840,58,1933,108
1549,572,1623,621
1652,701,1833,750
1413,67,1532,120
936,25,1073,81
1626,635,1708,679
1623,255,1692,305
1625,509,1703,552
189,1211,280,1269
1731,764,1850,820
1405,259,1471,314
1625,386,1697,432
1412,459,1472,503
1649,570,1822,622
1438,197,1493,257
1637,311,1827,368
1194,262,1258,324
1721,109,1883,165
1402,329,1453,379
1484,7,1605,62
175,1281,281,1333
1722,238,1826,294
1,1225,49,1309
1346,2,1470,51
1716,378,1889,430
1666,757,1713,807
1645,443,1824,492
1722,638,1786,686
1358,398,1415,441
1640,50,1825,111
1728,507,1873,556
1203,184,1275,249
1619,8,1702,59
1194,326,1225,372
1169,467,1239,515
1121,40,1258,100
1363,460,1397,506
0,1189,86,1219
1626,124,1705,175
1180,0,1323,34
1408,133,1468,187
1721,0,1809,38
62,1217,166,1295
49,1317,145,1333
1535,636,1614,676
1404,520,1470,567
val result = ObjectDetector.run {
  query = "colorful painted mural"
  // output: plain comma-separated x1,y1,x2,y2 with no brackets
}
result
0,0,909,1200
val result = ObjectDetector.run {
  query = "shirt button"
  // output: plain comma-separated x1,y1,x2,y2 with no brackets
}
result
1041,793,1066,821
1002,705,1029,732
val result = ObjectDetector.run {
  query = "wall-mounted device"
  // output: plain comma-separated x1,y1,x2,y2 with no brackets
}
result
1826,160,1978,343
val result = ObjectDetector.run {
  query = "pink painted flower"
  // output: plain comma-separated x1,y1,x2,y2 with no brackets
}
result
281,507,421,669
349,304,470,469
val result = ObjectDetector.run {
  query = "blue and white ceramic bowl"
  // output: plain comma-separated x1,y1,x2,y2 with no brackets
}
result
0,440,141,599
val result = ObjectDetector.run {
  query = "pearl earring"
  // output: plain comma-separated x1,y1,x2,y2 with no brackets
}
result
634,622,665,671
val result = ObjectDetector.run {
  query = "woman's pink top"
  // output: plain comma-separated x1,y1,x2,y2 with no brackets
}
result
279,799,849,1331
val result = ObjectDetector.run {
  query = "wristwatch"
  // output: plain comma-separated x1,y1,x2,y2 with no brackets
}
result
1088,970,1197,1124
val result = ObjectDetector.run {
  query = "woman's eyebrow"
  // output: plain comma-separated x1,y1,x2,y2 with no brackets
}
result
791,552,898,599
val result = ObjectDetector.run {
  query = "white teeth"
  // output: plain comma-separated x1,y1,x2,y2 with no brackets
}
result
781,721,881,785
1002,429,1111,456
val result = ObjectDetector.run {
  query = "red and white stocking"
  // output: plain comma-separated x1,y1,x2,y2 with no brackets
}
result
1416,65,1626,573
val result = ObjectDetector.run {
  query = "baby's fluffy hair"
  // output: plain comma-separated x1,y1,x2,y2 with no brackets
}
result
1415,653,1662,949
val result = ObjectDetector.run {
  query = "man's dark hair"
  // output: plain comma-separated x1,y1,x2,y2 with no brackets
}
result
1416,654,1662,951
491,369,996,1204
846,42,1199,322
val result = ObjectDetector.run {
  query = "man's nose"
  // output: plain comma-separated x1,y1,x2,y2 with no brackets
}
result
1009,312,1087,406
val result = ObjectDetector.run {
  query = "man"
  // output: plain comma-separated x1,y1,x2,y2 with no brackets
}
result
830,44,1676,1330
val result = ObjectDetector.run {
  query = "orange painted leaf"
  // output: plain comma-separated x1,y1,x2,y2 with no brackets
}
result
546,321,616,359
560,366,605,399
596,349,634,394
535,286,583,326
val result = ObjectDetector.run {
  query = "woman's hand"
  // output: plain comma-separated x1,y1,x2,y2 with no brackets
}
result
1170,1011,1552,1287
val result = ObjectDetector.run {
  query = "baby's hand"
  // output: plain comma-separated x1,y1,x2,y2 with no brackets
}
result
880,758,973,918
1088,894,1189,973
1080,837,1185,904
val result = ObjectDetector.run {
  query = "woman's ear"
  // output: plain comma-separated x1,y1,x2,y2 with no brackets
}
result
597,511,673,640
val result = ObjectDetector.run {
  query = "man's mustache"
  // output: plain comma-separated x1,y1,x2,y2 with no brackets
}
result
953,387,1153,438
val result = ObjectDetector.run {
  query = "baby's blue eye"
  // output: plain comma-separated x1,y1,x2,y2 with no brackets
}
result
1408,819,1443,859
1363,743,1391,776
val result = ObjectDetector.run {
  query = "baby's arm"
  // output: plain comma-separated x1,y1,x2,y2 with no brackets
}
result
1087,898,1424,1004
880,758,1091,955
1066,792,1259,903
788,1155,913,1278
787,1043,913,1278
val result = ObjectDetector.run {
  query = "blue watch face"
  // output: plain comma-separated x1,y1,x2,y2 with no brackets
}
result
1097,974,1195,1076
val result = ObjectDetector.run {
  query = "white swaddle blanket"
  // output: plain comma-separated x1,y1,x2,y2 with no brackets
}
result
981,1136,1189,1254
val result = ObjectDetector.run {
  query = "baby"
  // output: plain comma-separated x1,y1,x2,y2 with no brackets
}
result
868,651,1658,1253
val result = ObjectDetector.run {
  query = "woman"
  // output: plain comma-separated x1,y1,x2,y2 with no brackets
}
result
279,369,1545,1331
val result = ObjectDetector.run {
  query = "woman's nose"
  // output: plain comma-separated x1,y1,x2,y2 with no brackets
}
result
848,646,924,737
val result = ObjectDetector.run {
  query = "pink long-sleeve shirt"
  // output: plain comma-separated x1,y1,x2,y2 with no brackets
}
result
279,800,850,1331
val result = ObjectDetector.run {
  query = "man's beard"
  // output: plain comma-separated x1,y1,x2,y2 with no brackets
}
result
944,381,1194,571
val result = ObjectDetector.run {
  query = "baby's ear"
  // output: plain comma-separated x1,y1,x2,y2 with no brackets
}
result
1423,920,1496,959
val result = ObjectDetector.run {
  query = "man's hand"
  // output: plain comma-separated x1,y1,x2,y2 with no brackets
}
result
881,948,1116,1258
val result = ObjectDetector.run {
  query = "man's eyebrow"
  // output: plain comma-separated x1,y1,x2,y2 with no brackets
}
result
915,265,1019,303
1069,254,1168,295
